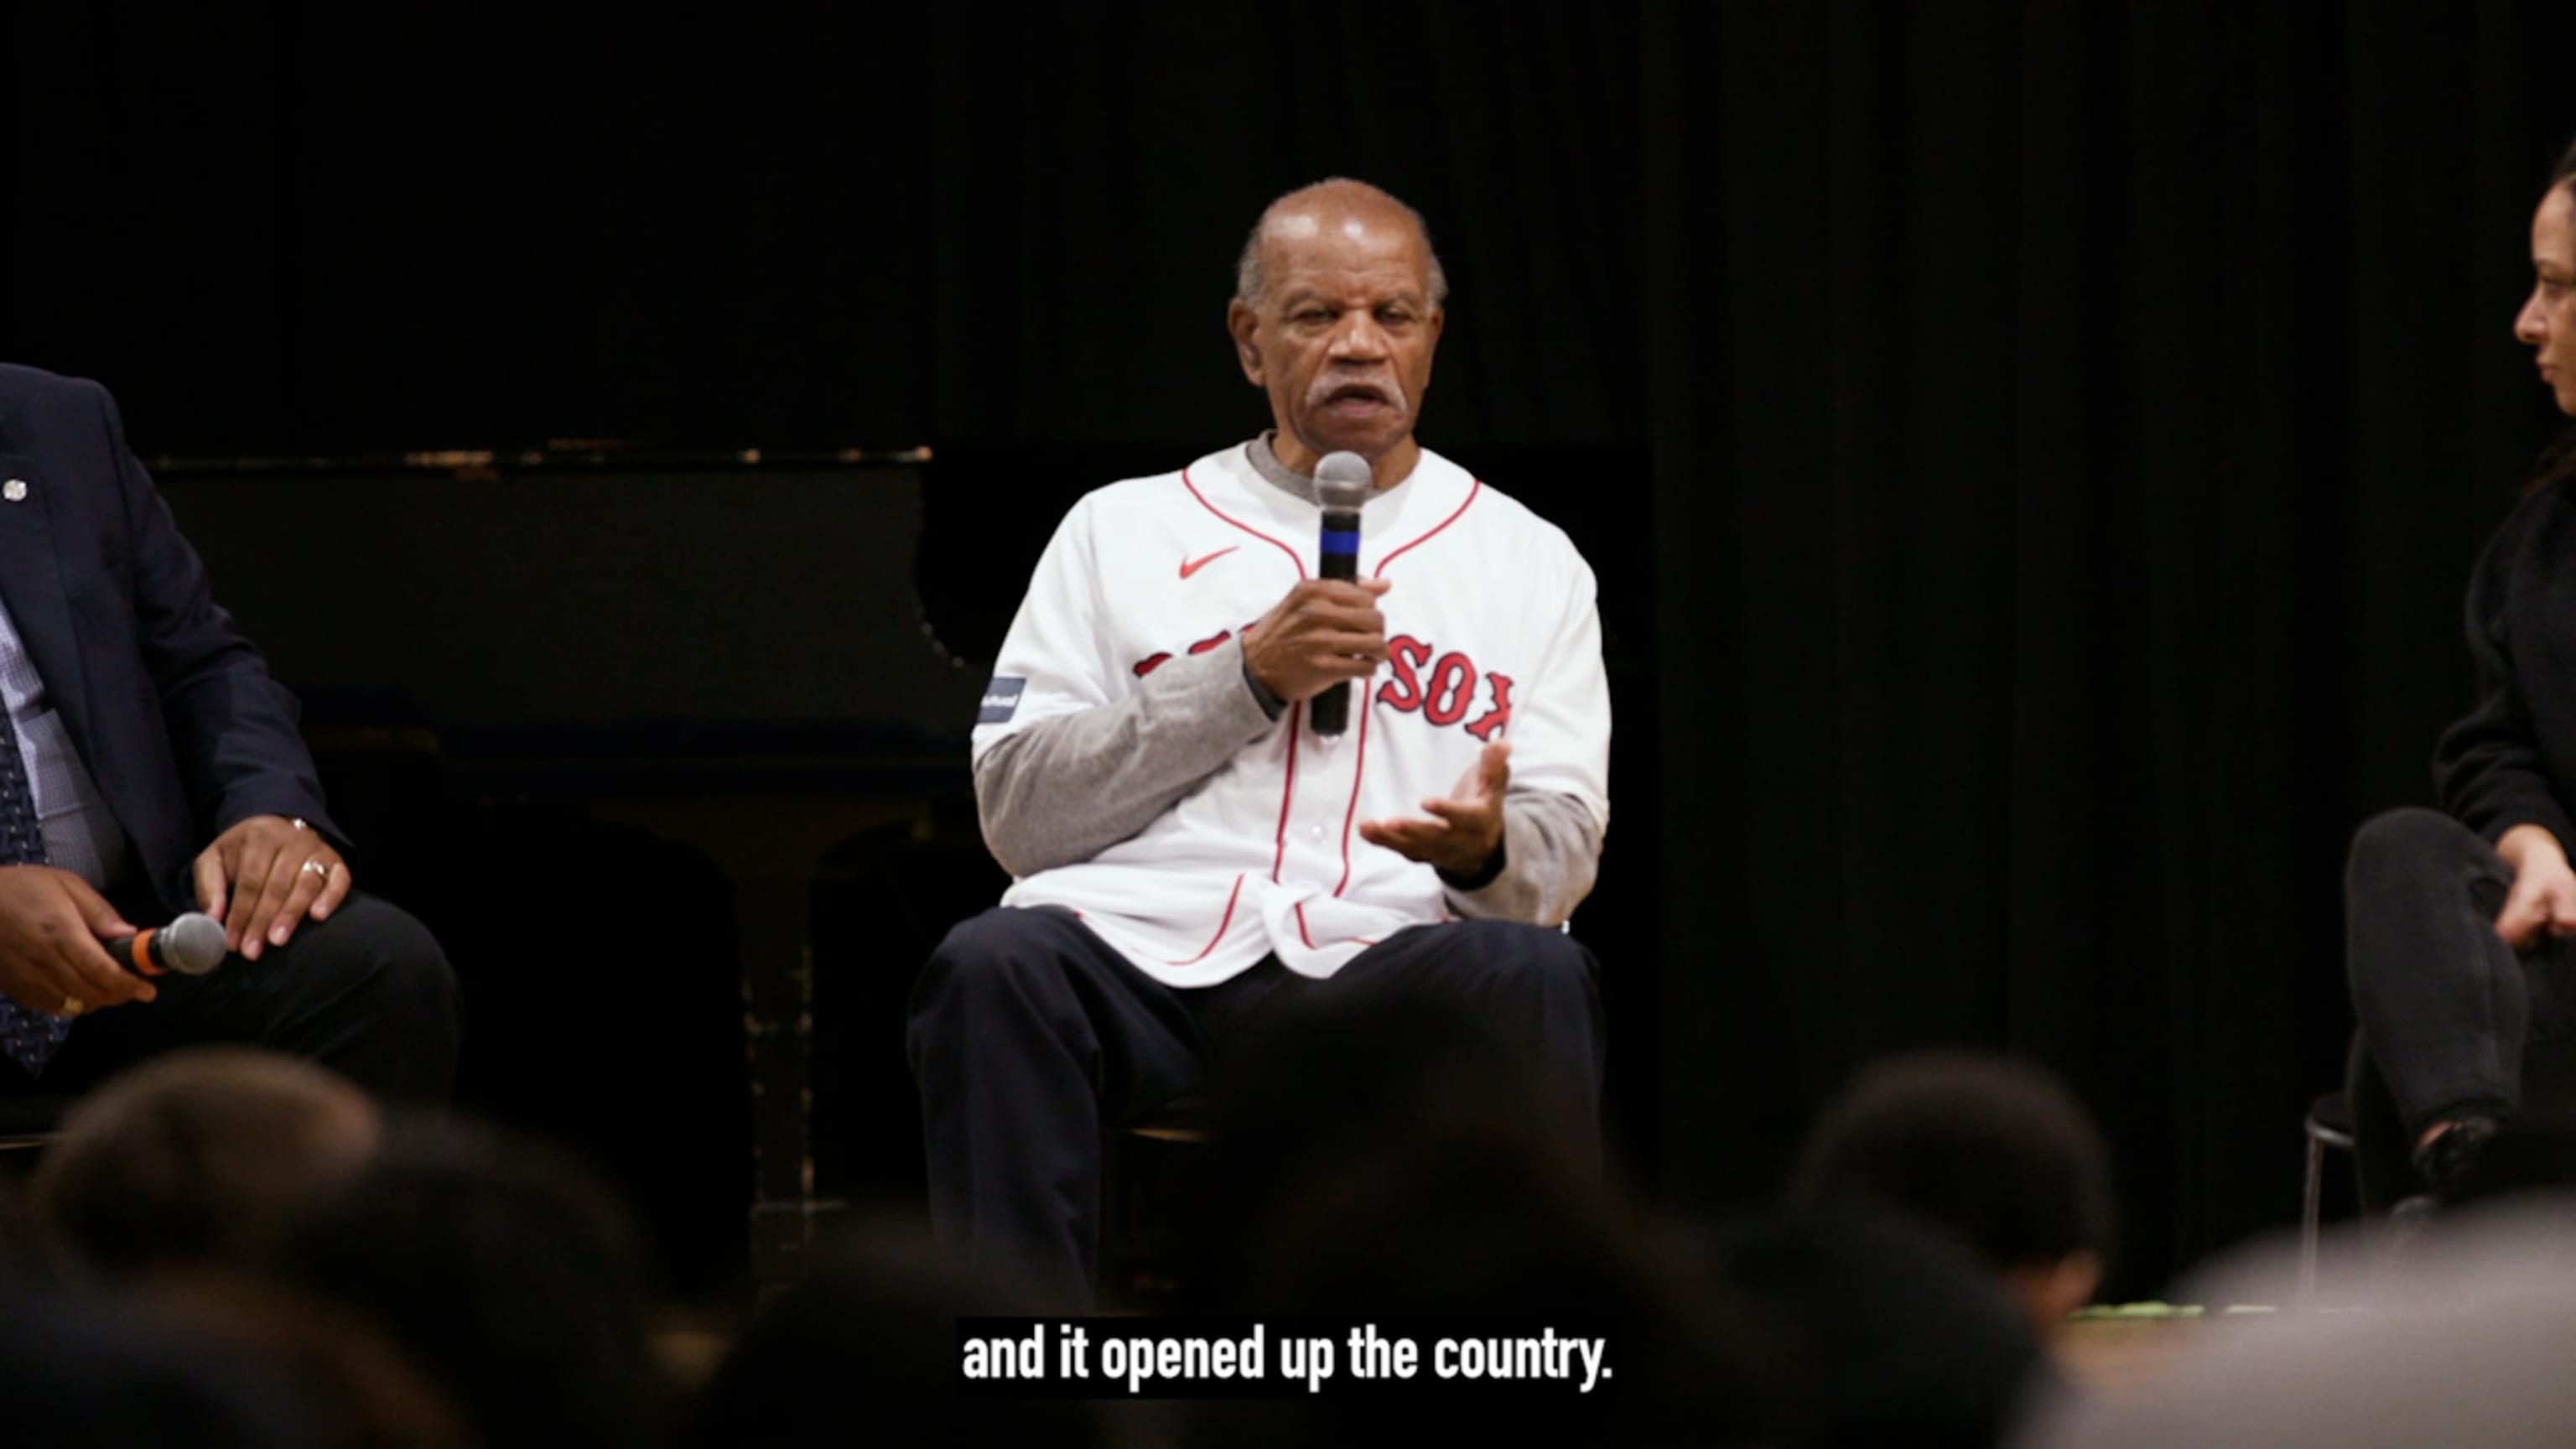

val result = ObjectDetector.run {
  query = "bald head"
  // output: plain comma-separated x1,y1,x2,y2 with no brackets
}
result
1234,179,1448,311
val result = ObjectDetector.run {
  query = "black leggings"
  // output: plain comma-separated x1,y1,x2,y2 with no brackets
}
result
2345,808,2576,1138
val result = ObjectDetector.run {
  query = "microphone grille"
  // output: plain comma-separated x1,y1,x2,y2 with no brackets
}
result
1314,451,1374,511
162,912,230,975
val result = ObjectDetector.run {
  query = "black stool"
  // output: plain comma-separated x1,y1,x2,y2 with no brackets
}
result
2298,1089,2355,1308
0,1096,72,1153
1100,1095,1210,1308
0,1094,74,1223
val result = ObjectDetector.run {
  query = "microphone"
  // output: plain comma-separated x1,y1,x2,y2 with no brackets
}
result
1311,450,1374,736
106,912,228,979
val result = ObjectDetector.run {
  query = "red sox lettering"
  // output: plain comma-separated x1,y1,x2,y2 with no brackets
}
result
1130,629,1513,741
1130,627,1245,679
1374,634,1513,741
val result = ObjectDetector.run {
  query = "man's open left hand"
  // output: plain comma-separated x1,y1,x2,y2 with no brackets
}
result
1359,740,1509,880
194,815,351,961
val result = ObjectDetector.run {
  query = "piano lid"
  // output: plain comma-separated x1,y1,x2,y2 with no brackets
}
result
151,449,984,788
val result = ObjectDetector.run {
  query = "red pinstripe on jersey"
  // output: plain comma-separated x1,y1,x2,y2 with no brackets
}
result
1182,465,1311,889
1175,465,1489,948
1182,469,1308,579
1271,713,1301,882
1334,479,1484,897
1373,478,1483,577
1163,873,1248,966
1332,700,1374,897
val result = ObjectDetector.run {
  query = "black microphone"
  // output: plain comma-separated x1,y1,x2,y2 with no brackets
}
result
1310,450,1374,736
105,912,227,979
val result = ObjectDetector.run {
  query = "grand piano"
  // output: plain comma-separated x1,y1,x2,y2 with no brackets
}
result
152,445,989,1286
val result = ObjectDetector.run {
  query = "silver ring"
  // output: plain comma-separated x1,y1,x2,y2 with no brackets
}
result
289,818,310,832
302,859,331,880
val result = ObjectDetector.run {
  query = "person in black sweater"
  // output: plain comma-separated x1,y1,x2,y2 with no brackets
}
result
2347,136,2576,1204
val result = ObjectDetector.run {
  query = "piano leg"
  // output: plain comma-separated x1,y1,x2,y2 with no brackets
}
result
590,797,923,1290
735,875,828,1285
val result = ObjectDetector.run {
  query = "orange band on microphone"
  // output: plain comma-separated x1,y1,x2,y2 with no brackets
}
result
129,931,163,978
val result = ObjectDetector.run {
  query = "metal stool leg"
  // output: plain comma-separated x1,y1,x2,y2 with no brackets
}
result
2298,1130,2325,1309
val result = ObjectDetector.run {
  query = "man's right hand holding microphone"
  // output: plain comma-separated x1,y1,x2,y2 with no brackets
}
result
0,865,155,1019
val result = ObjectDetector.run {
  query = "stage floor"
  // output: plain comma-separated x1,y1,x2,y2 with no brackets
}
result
2056,1315,2205,1399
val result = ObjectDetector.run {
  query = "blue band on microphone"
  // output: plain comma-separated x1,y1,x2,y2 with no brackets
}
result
1319,529,1361,554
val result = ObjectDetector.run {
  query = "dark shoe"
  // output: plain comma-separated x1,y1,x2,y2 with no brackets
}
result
2414,1114,2502,1199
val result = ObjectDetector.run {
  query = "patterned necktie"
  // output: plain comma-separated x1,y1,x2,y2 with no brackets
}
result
0,702,72,1077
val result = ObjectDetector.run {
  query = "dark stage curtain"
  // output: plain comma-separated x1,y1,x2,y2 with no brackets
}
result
8,1,2576,1293
1643,2,2576,1288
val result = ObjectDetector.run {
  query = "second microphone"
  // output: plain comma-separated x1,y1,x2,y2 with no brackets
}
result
106,911,229,978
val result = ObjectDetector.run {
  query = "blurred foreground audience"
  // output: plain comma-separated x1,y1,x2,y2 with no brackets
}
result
1179,978,1628,1316
144,1273,473,1449
1176,979,1757,1446
29,1046,380,1284
6,1047,675,1449
278,1113,679,1449
687,1218,1106,1448
1706,1206,2055,1449
3,1046,470,1446
28,1028,2516,1449
2018,1194,2576,1446
1789,1051,2115,1333
0,1280,319,1446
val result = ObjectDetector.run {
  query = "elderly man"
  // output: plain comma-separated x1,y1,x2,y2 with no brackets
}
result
907,179,1610,1308
0,363,456,1104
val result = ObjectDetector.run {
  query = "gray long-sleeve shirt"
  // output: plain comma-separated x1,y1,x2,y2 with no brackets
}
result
973,437,1603,927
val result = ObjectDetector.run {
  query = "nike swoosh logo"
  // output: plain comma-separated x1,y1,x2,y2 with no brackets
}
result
1179,546,1239,579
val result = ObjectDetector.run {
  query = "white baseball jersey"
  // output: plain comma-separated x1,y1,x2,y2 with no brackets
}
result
973,442,1610,987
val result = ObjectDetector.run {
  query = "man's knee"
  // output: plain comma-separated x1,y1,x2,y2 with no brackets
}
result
918,907,1081,995
2349,807,2489,891
1342,921,1603,1119
1438,919,1599,999
300,895,456,1025
908,908,1088,1057
268,894,457,1101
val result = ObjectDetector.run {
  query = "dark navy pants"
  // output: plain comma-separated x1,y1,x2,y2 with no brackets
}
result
906,904,1605,1312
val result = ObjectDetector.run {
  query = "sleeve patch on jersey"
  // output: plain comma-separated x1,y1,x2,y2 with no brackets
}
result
978,677,1027,724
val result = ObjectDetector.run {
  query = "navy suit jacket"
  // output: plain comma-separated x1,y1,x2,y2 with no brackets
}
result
0,364,337,917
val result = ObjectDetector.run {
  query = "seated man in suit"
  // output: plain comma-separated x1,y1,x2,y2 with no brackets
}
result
907,179,1611,1311
0,363,455,1104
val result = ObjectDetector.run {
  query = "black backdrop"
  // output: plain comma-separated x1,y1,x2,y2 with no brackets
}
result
7,1,2576,1297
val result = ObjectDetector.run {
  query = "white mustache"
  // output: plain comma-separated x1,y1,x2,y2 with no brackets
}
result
1307,373,1407,412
